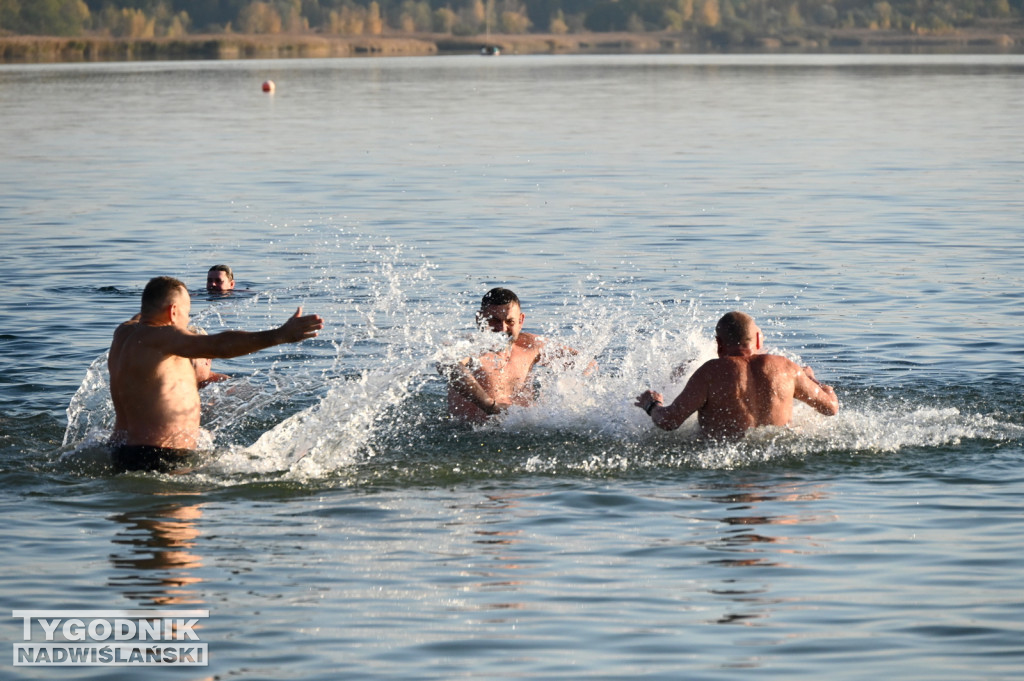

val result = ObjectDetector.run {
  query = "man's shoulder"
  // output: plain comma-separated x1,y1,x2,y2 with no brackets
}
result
112,319,143,345
749,353,802,380
516,332,545,350
698,355,785,378
115,320,168,340
697,356,738,372
755,353,799,369
113,321,188,353
690,357,727,381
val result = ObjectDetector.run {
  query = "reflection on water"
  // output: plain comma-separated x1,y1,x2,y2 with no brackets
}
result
109,496,206,608
426,482,837,637
704,482,830,624
451,493,531,616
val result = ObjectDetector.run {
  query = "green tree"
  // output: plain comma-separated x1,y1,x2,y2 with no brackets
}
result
873,0,893,27
814,3,839,25
19,0,89,35
697,0,721,25
276,0,305,31
165,10,190,36
239,1,282,32
584,0,628,30
785,0,803,25
549,7,569,30
501,7,531,29
367,0,383,33
0,0,22,32
433,5,456,30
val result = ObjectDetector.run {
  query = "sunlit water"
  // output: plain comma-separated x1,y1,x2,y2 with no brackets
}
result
1,54,1022,680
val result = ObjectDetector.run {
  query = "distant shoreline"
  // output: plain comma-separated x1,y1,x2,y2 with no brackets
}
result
2,25,1022,64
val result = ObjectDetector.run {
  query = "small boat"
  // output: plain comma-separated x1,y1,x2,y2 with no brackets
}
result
480,45,501,56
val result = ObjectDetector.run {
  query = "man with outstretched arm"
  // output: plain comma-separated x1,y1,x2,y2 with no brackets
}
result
635,311,838,439
440,287,588,424
108,276,323,472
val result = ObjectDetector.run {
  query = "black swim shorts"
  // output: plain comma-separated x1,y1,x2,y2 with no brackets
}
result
110,444,194,473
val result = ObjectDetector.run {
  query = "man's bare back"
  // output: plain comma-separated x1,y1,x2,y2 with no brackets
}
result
636,311,838,439
109,320,206,449
108,276,323,470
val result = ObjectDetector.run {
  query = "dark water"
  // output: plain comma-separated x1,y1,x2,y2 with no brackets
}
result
1,54,1022,679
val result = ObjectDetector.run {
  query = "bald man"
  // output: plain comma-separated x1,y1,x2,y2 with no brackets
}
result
108,276,323,472
636,311,838,439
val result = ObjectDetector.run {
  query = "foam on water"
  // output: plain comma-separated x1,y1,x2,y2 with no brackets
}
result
61,233,1024,483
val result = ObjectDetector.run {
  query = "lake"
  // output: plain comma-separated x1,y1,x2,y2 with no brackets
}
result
1,53,1022,680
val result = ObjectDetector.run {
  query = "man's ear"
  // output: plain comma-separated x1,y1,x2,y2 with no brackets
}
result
167,301,184,325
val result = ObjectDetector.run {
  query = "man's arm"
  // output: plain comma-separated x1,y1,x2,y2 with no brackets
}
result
636,367,709,431
438,359,503,415
793,365,839,416
161,307,323,359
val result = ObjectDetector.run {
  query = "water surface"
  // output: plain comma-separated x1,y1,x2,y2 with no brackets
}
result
1,54,1022,680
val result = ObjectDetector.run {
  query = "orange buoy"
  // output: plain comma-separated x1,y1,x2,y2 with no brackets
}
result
262,80,275,93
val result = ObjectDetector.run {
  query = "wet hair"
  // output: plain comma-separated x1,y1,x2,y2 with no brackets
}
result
480,287,520,308
208,264,234,282
141,276,187,315
715,311,756,346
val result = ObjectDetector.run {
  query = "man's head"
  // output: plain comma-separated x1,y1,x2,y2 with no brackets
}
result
715,311,762,357
141,276,191,328
206,265,235,293
477,287,525,341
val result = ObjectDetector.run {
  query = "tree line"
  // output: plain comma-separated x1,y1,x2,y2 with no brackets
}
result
1,0,1019,40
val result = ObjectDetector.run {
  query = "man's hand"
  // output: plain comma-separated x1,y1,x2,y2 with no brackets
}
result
635,390,664,415
485,398,512,415
279,307,324,343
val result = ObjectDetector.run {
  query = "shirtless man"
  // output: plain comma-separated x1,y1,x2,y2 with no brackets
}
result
206,265,235,294
636,311,838,439
108,276,323,472
441,288,582,424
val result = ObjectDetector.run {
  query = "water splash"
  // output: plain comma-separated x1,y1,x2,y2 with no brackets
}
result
61,232,1023,483
63,353,114,449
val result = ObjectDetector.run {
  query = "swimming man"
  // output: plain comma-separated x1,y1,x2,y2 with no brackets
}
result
636,311,838,439
108,276,323,472
440,288,585,423
206,264,235,294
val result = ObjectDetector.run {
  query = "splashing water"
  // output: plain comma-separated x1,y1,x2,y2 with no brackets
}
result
63,352,115,450
61,233,1023,482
